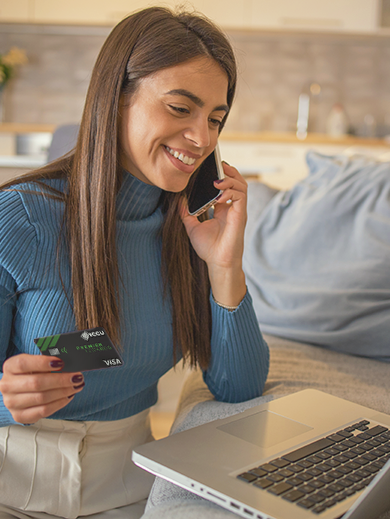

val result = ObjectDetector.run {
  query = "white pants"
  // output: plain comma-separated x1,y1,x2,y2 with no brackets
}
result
0,410,155,519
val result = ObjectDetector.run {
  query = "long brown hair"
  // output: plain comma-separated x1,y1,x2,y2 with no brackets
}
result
1,7,237,369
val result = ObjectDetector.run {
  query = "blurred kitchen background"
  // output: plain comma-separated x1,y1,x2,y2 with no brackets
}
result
1,0,390,437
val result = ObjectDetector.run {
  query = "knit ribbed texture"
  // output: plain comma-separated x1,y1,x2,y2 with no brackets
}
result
0,173,269,426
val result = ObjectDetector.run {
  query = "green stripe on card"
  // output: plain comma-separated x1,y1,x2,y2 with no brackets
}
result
40,336,54,352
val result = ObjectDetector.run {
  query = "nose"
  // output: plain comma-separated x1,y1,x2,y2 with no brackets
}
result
183,116,211,148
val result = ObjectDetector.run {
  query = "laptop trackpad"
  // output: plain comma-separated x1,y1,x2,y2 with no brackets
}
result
218,410,312,449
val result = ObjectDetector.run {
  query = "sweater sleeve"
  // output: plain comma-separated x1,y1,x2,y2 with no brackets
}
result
203,290,269,403
0,188,38,426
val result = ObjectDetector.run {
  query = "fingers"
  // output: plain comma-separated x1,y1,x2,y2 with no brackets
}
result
5,394,80,425
3,353,65,375
0,354,85,424
213,163,247,207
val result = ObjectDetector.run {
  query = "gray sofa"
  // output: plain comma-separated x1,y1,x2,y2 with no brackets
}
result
143,152,390,518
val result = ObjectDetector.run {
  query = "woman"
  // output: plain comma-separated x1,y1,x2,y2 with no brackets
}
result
0,7,269,519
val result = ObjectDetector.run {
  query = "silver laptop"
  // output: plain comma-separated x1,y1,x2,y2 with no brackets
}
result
132,389,390,519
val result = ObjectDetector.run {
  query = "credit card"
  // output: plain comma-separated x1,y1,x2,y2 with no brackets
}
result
34,327,124,372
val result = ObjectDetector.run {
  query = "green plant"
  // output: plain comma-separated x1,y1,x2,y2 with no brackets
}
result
0,47,27,89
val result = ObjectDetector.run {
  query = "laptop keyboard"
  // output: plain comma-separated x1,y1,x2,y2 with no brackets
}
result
237,420,390,515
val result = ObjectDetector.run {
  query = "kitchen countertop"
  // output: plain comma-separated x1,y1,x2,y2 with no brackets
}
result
0,123,388,148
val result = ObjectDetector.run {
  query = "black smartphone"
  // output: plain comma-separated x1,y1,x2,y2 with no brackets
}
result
188,143,225,217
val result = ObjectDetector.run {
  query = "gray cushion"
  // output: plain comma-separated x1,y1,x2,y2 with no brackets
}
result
244,152,390,359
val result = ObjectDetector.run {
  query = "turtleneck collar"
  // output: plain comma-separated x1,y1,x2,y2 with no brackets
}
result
117,170,162,221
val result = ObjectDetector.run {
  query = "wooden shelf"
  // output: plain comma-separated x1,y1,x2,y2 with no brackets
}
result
0,123,56,133
220,131,389,147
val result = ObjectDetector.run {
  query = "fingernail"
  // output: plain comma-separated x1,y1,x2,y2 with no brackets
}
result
68,394,75,399
73,382,85,390
50,360,64,369
222,160,230,166
71,374,84,384
214,179,223,184
215,194,222,201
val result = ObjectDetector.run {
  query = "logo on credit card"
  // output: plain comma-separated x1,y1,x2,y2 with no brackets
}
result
80,330,105,341
34,327,123,372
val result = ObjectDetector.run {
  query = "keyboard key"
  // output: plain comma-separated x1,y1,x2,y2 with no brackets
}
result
297,472,313,482
307,455,322,464
350,437,364,445
278,468,294,478
368,439,382,448
318,475,334,484
337,430,354,438
308,493,326,504
297,498,315,509
318,488,335,498
253,478,273,489
365,464,380,474
355,457,369,466
308,480,325,489
337,466,352,475
238,473,258,483
362,453,377,462
341,440,356,448
367,426,388,437
282,489,305,502
346,474,362,483
286,477,304,487
289,464,304,473
356,432,371,440
344,451,358,460
270,458,290,468
325,459,341,468
327,434,345,442
296,459,313,469
282,438,335,463
268,482,293,496
312,505,327,514
328,470,344,479
316,451,331,460
338,478,354,488
356,469,371,478
328,483,344,493
300,485,315,494
351,447,365,455
259,463,278,473
307,468,323,477
333,444,349,452
324,499,338,509
249,468,267,478
325,448,340,456
267,473,284,483
334,454,349,463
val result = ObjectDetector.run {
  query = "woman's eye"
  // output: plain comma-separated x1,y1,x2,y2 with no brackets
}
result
169,105,189,115
209,118,222,128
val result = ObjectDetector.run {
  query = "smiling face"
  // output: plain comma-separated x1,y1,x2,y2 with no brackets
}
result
119,56,229,192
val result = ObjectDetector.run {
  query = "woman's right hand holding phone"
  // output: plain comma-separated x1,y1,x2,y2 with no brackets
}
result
0,354,84,424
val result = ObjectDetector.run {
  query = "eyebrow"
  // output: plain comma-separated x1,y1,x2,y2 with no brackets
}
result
164,89,229,113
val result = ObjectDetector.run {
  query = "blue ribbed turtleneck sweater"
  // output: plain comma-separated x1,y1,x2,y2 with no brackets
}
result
0,172,269,426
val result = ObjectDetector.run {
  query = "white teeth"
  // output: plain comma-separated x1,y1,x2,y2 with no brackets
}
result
166,146,196,166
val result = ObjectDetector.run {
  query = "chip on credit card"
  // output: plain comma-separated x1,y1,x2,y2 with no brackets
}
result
34,327,124,372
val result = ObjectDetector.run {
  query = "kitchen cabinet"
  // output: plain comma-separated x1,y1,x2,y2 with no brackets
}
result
33,0,159,25
249,0,379,33
2,0,380,32
31,0,249,27
0,0,32,23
